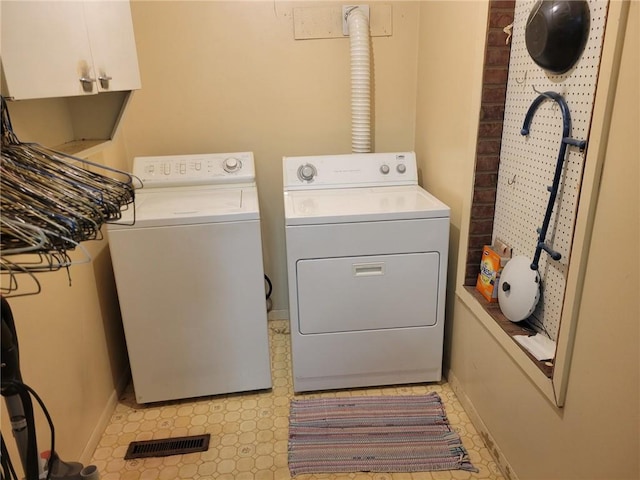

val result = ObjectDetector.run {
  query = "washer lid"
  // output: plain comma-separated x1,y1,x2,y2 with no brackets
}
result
284,185,450,225
498,255,541,322
108,186,260,229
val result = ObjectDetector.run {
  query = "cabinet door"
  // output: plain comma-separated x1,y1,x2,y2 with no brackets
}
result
1,1,140,100
83,1,141,93
1,1,96,99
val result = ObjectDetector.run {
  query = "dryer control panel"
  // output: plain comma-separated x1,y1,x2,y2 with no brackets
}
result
283,152,418,190
134,152,255,188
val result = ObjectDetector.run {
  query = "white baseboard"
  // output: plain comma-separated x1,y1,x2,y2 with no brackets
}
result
447,370,519,480
268,309,289,321
79,370,131,466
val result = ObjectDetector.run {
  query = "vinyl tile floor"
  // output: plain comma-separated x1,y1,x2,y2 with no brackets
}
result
90,320,506,480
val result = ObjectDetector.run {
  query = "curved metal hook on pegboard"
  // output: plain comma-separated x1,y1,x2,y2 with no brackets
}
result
521,91,587,271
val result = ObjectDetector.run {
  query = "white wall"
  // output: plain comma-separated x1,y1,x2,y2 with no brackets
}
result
121,0,422,313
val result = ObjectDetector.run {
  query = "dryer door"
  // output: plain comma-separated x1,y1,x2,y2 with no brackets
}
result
296,252,440,334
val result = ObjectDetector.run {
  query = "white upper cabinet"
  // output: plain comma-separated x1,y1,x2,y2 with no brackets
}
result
83,1,141,94
1,1,141,100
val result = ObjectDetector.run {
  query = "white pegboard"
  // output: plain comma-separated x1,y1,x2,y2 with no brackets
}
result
493,0,609,340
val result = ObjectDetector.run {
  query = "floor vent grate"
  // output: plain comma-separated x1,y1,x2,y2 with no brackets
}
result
124,434,210,460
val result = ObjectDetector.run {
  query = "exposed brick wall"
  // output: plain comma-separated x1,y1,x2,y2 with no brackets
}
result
464,0,515,286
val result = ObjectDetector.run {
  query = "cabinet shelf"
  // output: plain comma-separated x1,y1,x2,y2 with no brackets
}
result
52,139,113,157
4,91,133,158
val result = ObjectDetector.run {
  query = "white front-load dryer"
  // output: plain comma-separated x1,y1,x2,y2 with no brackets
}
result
108,152,271,404
283,152,450,393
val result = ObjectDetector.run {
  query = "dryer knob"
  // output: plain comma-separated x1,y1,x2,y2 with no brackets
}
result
223,157,241,173
380,164,390,175
298,164,317,182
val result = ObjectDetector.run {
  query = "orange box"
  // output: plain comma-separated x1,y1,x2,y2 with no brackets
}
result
476,245,506,303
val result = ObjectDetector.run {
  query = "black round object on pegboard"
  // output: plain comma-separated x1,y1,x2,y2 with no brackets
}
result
525,0,590,74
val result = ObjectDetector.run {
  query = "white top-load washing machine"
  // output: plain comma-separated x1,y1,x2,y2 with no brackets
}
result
108,152,271,404
283,152,450,393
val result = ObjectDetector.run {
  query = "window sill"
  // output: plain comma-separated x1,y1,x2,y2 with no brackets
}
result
462,286,553,378
456,285,556,404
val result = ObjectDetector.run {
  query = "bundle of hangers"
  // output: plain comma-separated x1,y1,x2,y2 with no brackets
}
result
1,96,136,297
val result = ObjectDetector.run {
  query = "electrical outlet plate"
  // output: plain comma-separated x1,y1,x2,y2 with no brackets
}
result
342,5,370,35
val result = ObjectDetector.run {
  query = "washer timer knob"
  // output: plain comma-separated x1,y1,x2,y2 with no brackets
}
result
380,164,390,174
397,163,407,174
223,157,242,173
297,163,317,182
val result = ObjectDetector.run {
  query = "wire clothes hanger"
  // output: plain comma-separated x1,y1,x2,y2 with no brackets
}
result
1,95,135,479
1,95,136,297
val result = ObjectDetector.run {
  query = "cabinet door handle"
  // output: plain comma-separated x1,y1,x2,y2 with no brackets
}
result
79,76,96,93
98,75,113,89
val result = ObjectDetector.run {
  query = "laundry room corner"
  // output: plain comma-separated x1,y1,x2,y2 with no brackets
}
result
412,0,490,379
414,1,639,479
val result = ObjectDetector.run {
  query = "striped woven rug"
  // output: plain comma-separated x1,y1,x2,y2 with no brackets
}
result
288,392,478,476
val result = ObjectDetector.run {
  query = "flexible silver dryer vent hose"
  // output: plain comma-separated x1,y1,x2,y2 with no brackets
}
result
347,8,371,153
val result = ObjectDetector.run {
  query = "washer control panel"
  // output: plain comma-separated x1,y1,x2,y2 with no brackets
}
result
284,152,418,189
133,152,255,188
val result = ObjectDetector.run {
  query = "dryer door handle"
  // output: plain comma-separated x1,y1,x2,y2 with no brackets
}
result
352,263,385,277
